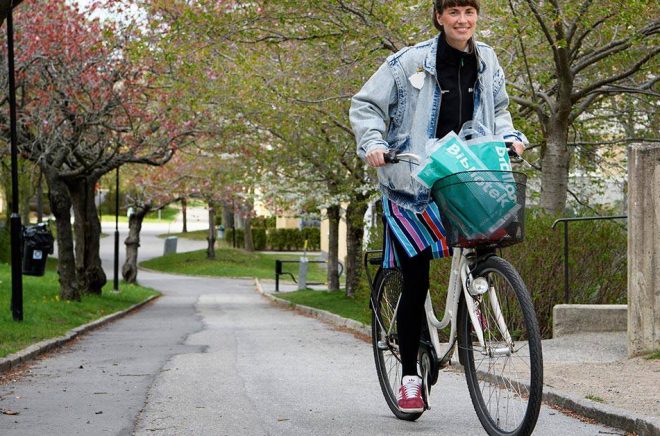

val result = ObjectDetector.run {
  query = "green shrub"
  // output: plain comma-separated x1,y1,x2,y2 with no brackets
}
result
504,210,627,337
252,216,276,229
301,227,321,250
260,227,320,251
225,228,245,248
252,228,267,250
371,209,627,339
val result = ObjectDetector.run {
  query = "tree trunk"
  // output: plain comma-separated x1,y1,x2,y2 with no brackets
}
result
122,205,150,283
181,197,188,233
326,205,340,291
540,116,571,214
207,202,216,259
345,197,368,297
45,172,80,301
242,202,254,252
222,201,236,248
69,177,107,294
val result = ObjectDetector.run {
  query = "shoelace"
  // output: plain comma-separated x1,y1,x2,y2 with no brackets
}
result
400,381,421,399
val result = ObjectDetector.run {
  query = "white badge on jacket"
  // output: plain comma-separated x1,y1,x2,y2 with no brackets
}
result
408,71,425,90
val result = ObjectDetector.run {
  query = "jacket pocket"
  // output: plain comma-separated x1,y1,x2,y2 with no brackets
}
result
389,135,411,153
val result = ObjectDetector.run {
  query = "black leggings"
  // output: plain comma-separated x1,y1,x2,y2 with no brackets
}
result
393,239,433,378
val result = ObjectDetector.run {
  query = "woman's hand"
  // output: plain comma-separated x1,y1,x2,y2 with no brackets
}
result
511,141,525,156
366,149,388,167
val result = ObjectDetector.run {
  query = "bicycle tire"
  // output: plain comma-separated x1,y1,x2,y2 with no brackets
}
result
457,256,543,436
371,268,424,421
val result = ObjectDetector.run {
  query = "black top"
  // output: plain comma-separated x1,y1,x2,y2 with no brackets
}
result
435,33,478,139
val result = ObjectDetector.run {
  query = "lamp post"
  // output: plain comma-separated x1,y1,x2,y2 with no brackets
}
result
113,166,119,291
6,3,23,321
231,198,236,248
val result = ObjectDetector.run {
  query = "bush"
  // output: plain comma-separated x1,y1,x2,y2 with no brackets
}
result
252,216,276,229
252,228,267,250
301,227,321,250
224,228,245,248
504,210,627,337
418,209,626,339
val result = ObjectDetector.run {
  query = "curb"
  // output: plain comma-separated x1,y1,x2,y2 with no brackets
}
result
254,279,660,436
542,386,660,436
254,278,370,338
0,294,159,374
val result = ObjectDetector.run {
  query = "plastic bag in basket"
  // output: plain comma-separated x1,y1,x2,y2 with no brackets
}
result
413,131,519,242
413,132,511,188
435,171,521,242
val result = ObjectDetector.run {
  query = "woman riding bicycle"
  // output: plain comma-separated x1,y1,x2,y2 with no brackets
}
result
349,0,527,413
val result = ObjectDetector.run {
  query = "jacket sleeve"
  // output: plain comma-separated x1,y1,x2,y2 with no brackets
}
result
492,59,529,145
349,61,399,160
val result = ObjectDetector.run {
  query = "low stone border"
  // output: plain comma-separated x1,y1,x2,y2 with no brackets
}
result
254,278,370,337
0,294,159,374
255,279,659,436
553,304,627,337
542,386,660,436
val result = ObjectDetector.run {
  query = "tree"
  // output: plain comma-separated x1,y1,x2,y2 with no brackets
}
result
487,0,659,212
226,0,431,295
0,0,197,299
0,0,24,26
120,163,186,283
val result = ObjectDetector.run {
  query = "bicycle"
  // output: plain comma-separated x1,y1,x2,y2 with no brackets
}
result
364,146,543,436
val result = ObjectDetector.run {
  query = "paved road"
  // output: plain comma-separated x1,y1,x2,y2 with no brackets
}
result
0,218,621,435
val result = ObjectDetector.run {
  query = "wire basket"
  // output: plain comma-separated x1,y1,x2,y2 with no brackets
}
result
431,171,527,248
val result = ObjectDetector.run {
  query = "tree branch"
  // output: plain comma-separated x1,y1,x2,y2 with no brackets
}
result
572,20,660,76
565,0,594,43
572,46,660,102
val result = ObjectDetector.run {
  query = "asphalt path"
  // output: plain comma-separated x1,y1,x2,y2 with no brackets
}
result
0,216,619,435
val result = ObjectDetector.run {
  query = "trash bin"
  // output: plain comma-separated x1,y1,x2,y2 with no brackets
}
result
22,223,54,276
217,225,225,240
163,236,178,255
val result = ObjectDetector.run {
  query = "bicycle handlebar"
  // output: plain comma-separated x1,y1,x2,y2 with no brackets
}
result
383,141,522,164
384,149,420,164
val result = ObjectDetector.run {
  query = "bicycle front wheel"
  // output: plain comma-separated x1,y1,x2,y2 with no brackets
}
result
371,268,423,421
458,256,543,436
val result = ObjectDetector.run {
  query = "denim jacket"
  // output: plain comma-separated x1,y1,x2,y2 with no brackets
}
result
349,35,528,212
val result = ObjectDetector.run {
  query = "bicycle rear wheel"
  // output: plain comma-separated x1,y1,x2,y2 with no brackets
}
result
371,268,423,421
458,256,543,436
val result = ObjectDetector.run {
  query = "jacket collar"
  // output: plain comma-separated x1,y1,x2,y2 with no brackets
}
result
424,33,485,76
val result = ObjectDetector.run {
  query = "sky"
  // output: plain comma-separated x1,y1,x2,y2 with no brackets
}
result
68,0,143,23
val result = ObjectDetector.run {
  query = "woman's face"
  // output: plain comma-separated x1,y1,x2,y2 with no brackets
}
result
436,6,478,50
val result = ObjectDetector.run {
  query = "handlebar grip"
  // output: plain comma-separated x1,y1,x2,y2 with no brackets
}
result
505,141,519,158
383,149,399,164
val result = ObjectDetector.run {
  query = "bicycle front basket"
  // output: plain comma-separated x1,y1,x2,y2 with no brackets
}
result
431,170,527,248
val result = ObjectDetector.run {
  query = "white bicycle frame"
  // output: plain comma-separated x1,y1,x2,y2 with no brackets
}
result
419,248,514,365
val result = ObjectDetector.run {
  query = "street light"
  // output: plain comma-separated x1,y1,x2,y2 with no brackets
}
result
113,166,119,291
6,3,23,321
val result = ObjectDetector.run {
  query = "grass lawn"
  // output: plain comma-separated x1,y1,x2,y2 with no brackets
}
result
0,259,159,358
157,229,208,240
274,289,371,326
140,247,327,283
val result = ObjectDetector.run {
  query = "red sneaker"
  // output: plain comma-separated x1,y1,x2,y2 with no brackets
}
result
397,375,424,413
